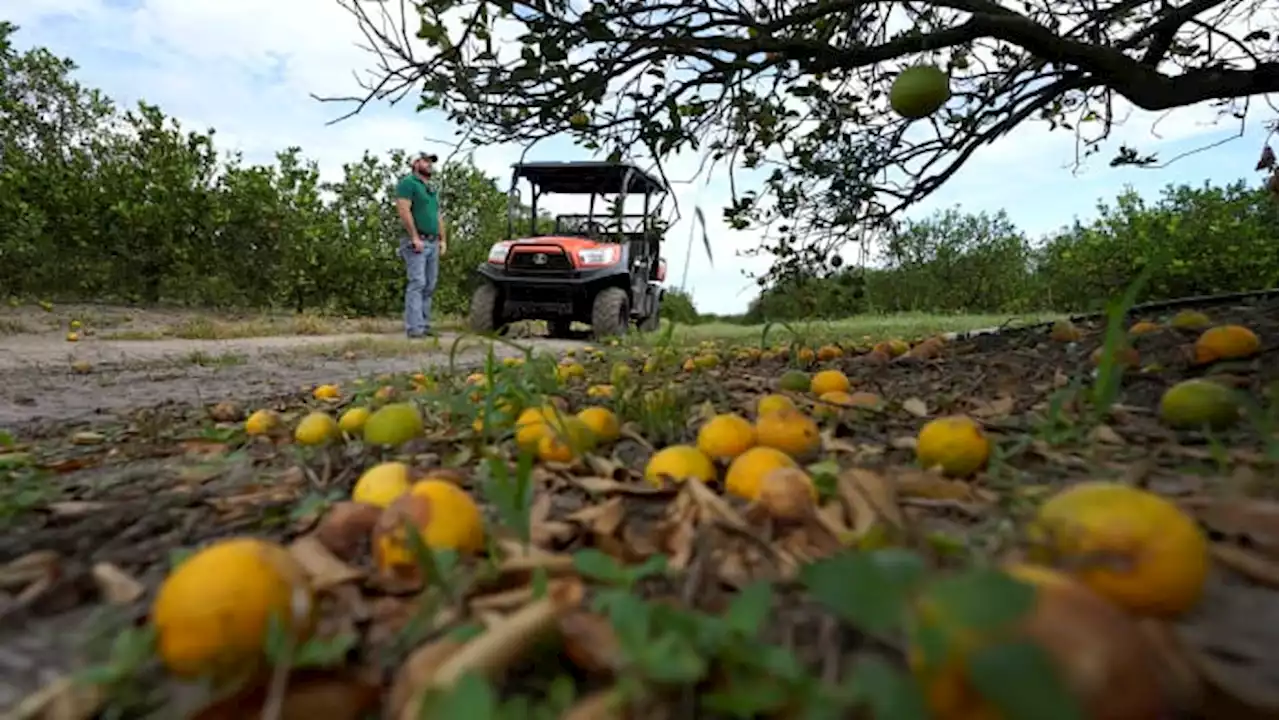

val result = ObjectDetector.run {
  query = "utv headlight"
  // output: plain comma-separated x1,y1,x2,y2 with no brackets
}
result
577,246,620,265
488,243,511,263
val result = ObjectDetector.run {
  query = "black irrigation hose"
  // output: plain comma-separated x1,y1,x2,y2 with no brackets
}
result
949,288,1280,342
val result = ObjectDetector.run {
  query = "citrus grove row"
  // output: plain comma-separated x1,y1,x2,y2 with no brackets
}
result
145,306,1266,718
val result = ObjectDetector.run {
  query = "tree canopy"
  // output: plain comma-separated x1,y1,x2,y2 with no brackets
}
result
330,0,1278,280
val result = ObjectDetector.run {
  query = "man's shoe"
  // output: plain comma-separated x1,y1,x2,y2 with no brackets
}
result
406,331,427,339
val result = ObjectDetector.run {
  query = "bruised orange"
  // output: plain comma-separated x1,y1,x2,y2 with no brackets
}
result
1192,324,1260,365
754,408,821,458
1025,481,1209,618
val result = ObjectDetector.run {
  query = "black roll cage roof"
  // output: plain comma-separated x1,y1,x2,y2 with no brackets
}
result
506,161,668,240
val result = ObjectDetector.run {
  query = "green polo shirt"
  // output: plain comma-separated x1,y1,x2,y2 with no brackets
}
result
395,174,440,236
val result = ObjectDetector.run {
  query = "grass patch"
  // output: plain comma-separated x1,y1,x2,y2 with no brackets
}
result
654,312,1063,346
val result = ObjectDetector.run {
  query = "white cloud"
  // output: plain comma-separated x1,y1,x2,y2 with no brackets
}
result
10,0,1274,315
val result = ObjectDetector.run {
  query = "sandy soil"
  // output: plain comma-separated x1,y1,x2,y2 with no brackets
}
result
0,321,584,427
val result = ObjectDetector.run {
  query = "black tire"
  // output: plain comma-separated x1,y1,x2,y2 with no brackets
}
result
638,289,661,332
468,283,502,334
591,287,630,340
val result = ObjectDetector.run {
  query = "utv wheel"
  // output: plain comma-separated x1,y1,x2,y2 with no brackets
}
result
591,287,630,340
469,283,503,334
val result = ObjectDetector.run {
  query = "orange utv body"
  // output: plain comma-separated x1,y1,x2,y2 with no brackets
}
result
469,161,669,341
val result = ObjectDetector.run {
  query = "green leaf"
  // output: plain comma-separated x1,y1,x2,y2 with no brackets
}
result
920,567,1036,633
725,581,773,636
422,672,500,719
571,548,628,584
847,656,929,720
800,549,926,634
967,640,1085,720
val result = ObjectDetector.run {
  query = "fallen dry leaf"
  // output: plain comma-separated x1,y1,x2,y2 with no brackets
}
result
388,638,466,719
835,468,905,539
559,610,623,675
312,501,383,561
900,397,929,418
90,562,144,605
6,675,105,720
970,395,1015,419
193,669,380,720
288,534,364,590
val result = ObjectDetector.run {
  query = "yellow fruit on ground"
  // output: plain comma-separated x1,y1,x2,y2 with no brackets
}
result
1049,319,1082,343
609,362,632,385
536,416,597,463
756,393,796,417
65,331,79,342
502,356,524,368
353,461,412,508
887,339,911,357
889,64,951,119
1090,344,1140,368
1026,481,1209,618
338,407,371,435
757,467,818,520
363,402,424,447
816,344,843,361
586,384,615,399
696,413,757,461
643,445,717,486
374,385,398,403
846,391,884,408
912,564,1165,720
915,415,989,477
810,369,851,396
1192,324,1260,365
313,384,340,400
295,411,340,446
577,407,621,444
1158,378,1240,430
69,319,82,330
814,390,855,419
1128,320,1161,336
244,409,280,437
556,362,586,382
1170,309,1211,330
795,347,816,365
151,537,313,678
754,409,821,458
374,481,486,571
694,353,720,369
516,421,550,453
779,369,811,392
724,446,798,501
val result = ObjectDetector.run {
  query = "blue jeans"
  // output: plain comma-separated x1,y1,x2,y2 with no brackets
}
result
400,235,439,335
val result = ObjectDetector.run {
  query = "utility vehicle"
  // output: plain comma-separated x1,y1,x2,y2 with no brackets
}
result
468,161,668,340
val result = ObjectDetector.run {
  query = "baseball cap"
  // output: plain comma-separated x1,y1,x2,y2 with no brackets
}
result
414,152,439,164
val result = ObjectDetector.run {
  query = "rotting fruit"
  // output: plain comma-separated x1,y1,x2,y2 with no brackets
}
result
352,461,412,508
725,446,799,501
244,409,280,437
1049,319,1082,343
294,411,340,446
373,480,486,573
643,445,717,486
1025,481,1209,618
915,415,990,478
754,408,821,459
1192,324,1260,365
911,564,1165,720
756,467,818,521
696,413,757,461
362,402,424,447
1128,320,1161,336
536,416,597,463
1170,309,1211,330
778,370,810,393
810,369,851,396
151,537,314,679
1158,378,1240,430
577,407,621,444
313,383,340,400
889,64,951,119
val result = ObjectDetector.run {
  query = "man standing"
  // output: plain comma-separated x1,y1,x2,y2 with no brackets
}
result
394,153,449,338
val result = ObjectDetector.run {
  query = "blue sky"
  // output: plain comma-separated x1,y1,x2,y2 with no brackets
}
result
8,1,1276,314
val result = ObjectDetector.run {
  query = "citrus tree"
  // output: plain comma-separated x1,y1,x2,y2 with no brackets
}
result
328,0,1278,284
0,22,515,316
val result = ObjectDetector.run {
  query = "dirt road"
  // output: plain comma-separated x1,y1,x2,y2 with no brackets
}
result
0,331,585,427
